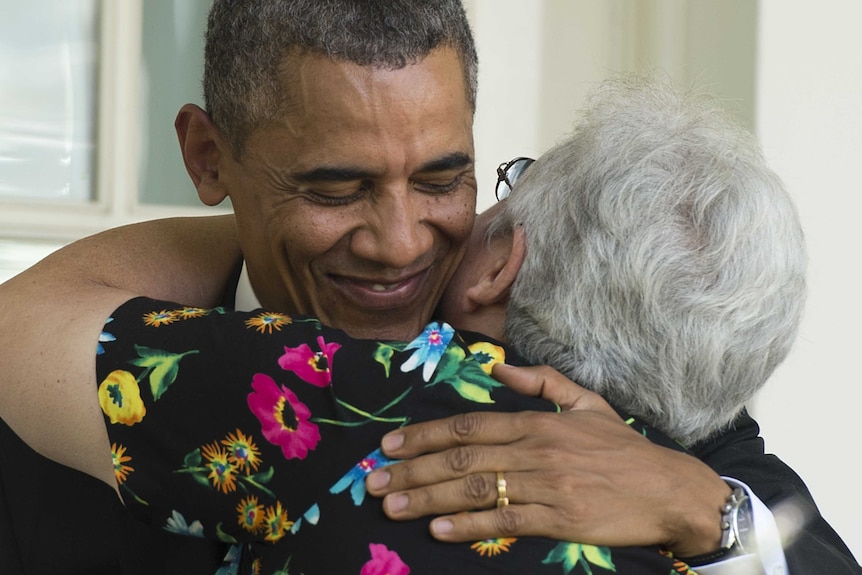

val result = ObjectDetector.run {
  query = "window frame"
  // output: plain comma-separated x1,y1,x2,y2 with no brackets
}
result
0,0,226,246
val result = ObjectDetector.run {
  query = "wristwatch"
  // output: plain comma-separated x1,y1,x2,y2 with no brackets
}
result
720,486,753,555
679,485,754,566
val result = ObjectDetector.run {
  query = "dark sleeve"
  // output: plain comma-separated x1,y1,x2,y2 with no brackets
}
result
691,409,862,573
0,421,25,575
0,416,223,575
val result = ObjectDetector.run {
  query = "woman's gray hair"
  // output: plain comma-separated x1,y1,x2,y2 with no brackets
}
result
204,0,478,155
494,76,807,445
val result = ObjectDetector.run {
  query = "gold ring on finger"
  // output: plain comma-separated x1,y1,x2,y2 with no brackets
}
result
496,471,509,508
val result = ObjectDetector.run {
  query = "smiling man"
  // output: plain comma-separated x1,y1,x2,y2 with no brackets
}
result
0,2,859,575
178,46,477,340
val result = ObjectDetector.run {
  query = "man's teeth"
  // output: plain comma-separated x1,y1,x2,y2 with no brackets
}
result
371,283,389,292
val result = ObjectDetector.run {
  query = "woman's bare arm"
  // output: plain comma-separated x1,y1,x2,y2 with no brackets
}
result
0,215,241,487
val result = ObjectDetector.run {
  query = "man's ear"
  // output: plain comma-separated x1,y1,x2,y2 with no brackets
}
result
463,226,527,309
175,103,231,206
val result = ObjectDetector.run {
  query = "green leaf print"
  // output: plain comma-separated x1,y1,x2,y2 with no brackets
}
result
542,542,616,574
184,447,202,467
428,346,502,404
241,466,276,498
129,345,199,401
373,342,408,378
373,344,396,378
429,344,465,384
215,522,239,544
582,545,615,570
191,473,212,489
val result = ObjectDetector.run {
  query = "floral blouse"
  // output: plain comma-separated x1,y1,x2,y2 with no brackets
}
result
96,297,698,575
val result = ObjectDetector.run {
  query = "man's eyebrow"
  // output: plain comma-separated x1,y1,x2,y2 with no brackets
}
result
291,166,374,183
291,152,473,183
416,152,473,174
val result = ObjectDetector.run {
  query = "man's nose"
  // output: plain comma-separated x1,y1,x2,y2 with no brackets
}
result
351,190,434,269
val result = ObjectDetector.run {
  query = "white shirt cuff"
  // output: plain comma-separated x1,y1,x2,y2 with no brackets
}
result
694,477,788,575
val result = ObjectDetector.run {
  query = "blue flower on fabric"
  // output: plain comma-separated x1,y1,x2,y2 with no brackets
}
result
163,509,205,537
400,322,455,381
97,317,116,355
214,544,242,575
330,448,398,506
290,503,321,534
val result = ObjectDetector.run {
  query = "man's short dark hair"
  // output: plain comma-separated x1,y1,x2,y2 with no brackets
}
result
204,0,478,155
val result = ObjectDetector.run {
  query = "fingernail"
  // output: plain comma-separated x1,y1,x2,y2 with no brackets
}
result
381,432,404,453
386,493,408,513
431,518,453,535
366,470,390,491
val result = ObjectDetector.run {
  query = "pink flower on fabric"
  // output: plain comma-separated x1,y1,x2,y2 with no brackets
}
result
247,373,320,460
360,543,410,575
278,336,342,387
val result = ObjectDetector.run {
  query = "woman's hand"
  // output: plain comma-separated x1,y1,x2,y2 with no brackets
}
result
365,364,730,557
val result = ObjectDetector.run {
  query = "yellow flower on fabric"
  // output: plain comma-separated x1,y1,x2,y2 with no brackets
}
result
471,537,518,557
222,429,262,475
99,370,146,425
201,442,238,493
250,559,261,575
467,342,506,375
111,443,134,485
237,495,265,534
263,501,293,542
245,312,292,334
174,306,209,319
142,309,179,327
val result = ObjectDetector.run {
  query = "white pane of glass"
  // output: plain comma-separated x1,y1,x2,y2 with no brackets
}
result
0,0,99,202
138,0,212,206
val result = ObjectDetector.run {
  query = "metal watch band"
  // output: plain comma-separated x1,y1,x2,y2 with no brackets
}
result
720,486,752,554
678,485,753,567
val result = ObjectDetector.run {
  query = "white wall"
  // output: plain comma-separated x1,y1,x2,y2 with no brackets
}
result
468,0,861,560
753,0,862,559
468,0,617,211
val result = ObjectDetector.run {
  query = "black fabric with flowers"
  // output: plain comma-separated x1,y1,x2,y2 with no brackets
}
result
96,297,699,575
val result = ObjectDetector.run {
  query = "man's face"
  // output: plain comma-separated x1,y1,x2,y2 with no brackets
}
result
220,48,476,340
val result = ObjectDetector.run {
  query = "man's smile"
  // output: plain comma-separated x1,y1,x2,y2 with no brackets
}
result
327,267,432,311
